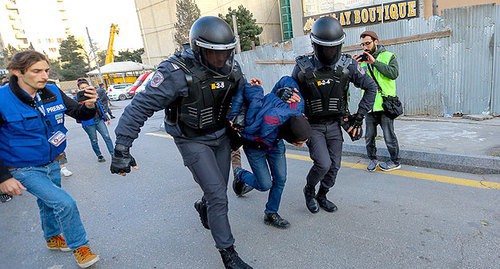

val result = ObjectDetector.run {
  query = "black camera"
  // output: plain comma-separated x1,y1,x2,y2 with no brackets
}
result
359,54,369,62
76,90,90,102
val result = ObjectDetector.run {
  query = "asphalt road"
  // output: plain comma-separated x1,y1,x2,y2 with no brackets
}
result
1,100,499,269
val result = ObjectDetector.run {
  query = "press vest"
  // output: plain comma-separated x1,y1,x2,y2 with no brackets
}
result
361,51,397,112
0,84,67,167
296,55,351,122
165,54,243,136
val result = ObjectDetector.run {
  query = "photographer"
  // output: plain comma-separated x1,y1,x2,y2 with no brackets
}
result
76,78,114,163
353,30,401,172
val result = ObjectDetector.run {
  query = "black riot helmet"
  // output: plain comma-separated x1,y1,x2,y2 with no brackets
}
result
310,17,346,65
189,16,238,76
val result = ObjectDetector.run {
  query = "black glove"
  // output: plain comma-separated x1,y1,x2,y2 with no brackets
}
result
110,144,137,174
226,123,244,151
275,87,294,102
341,113,364,141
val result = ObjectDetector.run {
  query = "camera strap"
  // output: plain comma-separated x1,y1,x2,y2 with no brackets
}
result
367,64,383,95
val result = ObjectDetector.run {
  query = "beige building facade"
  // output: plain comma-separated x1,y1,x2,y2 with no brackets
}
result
135,0,499,66
0,0,71,60
423,0,500,17
135,0,282,66
0,0,30,52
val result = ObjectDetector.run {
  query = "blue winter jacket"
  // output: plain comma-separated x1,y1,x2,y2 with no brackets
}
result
232,76,304,148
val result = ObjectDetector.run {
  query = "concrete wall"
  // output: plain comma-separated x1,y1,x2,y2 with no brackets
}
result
423,0,500,17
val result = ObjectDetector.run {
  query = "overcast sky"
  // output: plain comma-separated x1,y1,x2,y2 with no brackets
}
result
17,0,144,51
65,0,143,51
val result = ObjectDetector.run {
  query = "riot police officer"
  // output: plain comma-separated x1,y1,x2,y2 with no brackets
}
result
291,17,378,213
110,16,252,269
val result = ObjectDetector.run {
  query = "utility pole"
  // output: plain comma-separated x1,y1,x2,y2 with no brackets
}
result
86,27,103,84
432,0,439,16
232,15,241,54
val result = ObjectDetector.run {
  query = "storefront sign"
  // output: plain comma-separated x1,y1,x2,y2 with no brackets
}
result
303,0,419,32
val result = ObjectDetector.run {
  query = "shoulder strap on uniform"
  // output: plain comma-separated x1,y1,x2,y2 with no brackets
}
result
165,54,197,87
229,62,244,83
295,55,315,80
333,54,351,77
165,54,194,74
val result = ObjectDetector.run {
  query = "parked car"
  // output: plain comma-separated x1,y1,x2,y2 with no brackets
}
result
127,72,151,97
134,72,154,95
107,83,133,101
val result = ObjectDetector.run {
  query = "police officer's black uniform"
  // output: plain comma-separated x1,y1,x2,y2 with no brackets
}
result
110,16,252,269
291,17,378,213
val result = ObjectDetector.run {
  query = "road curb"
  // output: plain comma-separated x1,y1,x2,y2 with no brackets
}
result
286,143,500,175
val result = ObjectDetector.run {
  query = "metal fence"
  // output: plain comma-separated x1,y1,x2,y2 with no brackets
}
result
235,4,500,116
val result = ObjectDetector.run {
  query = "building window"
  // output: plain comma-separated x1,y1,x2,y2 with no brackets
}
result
279,0,293,41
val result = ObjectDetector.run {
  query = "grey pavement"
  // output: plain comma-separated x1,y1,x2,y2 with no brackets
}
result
291,115,500,175
1,100,500,269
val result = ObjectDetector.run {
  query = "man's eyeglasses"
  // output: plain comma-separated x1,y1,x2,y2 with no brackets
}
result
360,41,373,47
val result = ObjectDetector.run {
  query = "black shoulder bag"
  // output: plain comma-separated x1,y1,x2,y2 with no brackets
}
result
368,65,403,119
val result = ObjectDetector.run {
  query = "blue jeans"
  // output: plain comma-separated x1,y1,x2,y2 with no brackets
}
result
9,161,88,249
365,111,400,164
83,118,114,157
240,140,287,214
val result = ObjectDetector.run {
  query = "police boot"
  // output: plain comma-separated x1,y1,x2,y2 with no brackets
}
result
194,199,210,230
303,185,319,213
219,245,253,269
316,187,338,212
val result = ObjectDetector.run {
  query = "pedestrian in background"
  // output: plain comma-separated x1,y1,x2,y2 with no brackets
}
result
110,16,253,269
290,17,377,214
59,152,73,177
76,78,114,163
0,50,100,268
354,30,401,172
96,82,115,119
1,75,8,86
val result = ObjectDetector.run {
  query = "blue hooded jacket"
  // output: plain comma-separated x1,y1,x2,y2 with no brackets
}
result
233,76,304,148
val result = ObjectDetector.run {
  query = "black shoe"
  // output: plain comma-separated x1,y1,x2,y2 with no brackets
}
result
97,155,105,162
0,193,12,203
264,213,290,229
232,168,253,196
110,115,116,119
219,246,253,269
303,185,319,213
194,199,210,230
316,187,338,212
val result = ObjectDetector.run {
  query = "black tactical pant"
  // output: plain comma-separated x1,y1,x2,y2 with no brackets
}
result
305,121,343,190
174,134,234,249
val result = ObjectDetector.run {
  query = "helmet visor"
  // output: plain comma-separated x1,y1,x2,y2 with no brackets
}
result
200,48,235,76
315,44,342,65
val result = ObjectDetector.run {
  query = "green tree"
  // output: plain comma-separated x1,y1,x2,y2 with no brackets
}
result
219,5,263,51
1,45,21,68
174,0,200,49
58,35,88,80
47,58,62,80
97,50,107,67
115,48,144,63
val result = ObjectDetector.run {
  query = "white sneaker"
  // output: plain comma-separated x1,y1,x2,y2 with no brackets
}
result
60,167,73,177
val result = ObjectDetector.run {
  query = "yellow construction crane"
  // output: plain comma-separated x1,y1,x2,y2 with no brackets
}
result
105,23,119,64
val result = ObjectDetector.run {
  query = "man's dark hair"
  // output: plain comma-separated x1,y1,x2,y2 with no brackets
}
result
76,78,90,88
6,50,49,74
